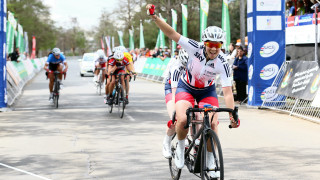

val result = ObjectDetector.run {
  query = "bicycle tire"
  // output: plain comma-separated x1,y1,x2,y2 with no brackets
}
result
117,84,125,118
53,79,59,109
168,134,182,180
108,93,114,113
98,73,102,95
201,129,224,180
54,95,59,108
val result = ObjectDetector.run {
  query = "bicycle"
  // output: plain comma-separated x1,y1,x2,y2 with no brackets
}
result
95,67,105,95
46,70,65,108
108,73,136,118
168,105,239,180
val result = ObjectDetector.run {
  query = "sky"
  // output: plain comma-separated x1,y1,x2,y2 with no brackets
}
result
43,0,119,30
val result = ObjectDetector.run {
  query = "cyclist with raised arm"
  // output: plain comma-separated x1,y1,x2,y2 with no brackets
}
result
93,49,108,83
104,50,134,105
44,48,68,102
163,49,189,158
146,4,239,178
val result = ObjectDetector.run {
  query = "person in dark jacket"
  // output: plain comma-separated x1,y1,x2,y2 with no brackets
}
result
232,46,248,102
8,47,20,62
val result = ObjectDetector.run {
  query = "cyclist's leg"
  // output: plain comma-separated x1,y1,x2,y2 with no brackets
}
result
174,81,195,169
101,63,106,82
93,62,100,81
125,77,130,99
57,63,64,80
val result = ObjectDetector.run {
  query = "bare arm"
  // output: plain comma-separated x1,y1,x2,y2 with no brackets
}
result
222,86,238,128
146,4,181,43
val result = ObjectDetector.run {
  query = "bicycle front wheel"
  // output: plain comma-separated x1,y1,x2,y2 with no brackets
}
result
54,95,59,108
53,81,59,109
168,134,182,180
117,85,125,118
201,129,224,180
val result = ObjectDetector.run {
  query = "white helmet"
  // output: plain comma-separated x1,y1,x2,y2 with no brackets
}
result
96,49,105,58
113,50,124,60
113,46,127,53
52,48,61,56
178,49,189,67
201,26,225,42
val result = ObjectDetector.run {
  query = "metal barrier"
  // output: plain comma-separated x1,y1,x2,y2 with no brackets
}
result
261,62,320,123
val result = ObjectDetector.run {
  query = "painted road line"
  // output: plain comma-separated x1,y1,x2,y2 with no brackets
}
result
0,162,52,180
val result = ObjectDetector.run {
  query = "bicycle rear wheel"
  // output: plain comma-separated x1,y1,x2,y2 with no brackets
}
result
201,129,224,180
168,134,182,180
117,85,125,118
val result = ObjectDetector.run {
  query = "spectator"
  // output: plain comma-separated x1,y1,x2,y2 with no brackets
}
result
152,47,160,58
235,42,241,58
173,49,179,58
232,46,248,103
145,48,151,57
303,0,313,14
297,0,306,15
159,51,168,61
286,0,296,17
226,43,237,66
8,47,20,62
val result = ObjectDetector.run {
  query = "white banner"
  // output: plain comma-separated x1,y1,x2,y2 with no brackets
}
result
257,16,282,31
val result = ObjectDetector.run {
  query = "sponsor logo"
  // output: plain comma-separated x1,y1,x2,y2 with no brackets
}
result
281,68,293,88
247,43,252,58
248,65,253,80
310,74,320,93
260,41,279,58
248,86,254,102
260,64,279,80
294,16,299,26
261,87,278,102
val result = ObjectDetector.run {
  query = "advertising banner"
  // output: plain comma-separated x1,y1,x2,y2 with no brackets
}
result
15,23,24,52
222,0,230,49
0,0,7,107
277,61,320,100
24,32,29,54
247,0,286,106
117,31,124,47
171,9,177,55
139,20,145,49
181,4,188,37
129,28,134,50
30,36,36,59
200,0,209,41
6,11,16,54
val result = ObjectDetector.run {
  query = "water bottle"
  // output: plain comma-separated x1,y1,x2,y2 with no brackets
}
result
112,89,116,96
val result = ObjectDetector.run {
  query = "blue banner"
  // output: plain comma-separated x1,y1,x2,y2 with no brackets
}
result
0,0,7,108
247,0,286,106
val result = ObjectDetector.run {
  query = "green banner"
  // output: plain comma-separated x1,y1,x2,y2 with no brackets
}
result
139,20,145,49
155,30,160,49
181,4,188,37
171,9,177,56
222,0,231,49
117,31,124,46
31,59,38,69
15,23,25,53
129,28,134,50
200,0,210,41
12,61,28,79
6,11,17,54
142,58,171,76
159,14,166,48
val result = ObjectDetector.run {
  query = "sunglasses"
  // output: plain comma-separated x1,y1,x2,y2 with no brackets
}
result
205,42,222,49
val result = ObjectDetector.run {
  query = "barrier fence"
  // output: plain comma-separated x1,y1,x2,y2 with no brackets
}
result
6,58,46,106
261,61,320,123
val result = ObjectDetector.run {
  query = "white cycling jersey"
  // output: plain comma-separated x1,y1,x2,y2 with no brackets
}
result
178,36,232,88
167,59,186,88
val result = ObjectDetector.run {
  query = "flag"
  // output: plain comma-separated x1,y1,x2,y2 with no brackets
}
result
30,36,36,59
159,14,166,48
200,0,210,41
112,36,115,51
181,4,188,37
155,30,160,49
15,23,24,53
105,36,112,56
117,31,124,46
222,0,231,49
100,37,105,50
171,9,177,55
139,20,145,49
6,11,17,53
129,27,134,50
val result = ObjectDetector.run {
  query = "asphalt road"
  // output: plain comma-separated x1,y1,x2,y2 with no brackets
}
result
0,58,319,180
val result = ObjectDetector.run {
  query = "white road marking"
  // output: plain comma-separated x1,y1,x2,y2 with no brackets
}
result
0,162,52,180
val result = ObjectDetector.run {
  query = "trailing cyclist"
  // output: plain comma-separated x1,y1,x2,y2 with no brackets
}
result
104,50,134,105
146,4,239,178
115,46,136,104
163,48,189,159
44,48,68,102
93,49,108,83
